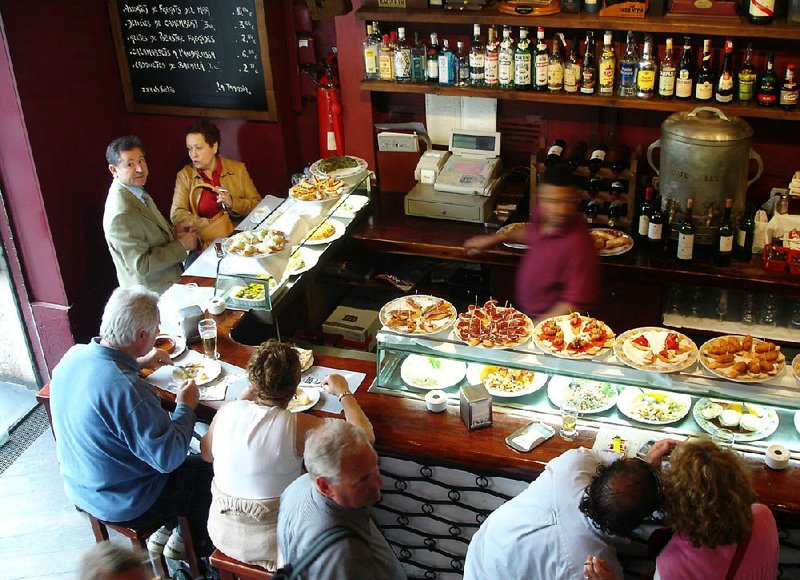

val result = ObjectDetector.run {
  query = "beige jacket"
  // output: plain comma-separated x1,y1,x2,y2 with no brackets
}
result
102,180,186,293
170,157,261,230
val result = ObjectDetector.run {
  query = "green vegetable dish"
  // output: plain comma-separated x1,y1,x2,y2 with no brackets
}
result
317,156,359,174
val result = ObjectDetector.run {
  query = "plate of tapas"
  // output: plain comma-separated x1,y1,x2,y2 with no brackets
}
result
223,229,288,258
287,386,320,413
616,386,692,425
155,333,186,359
333,195,370,219
379,295,457,336
465,364,546,397
289,175,346,203
286,247,319,276
533,313,615,359
496,222,529,250
589,228,634,256
305,219,346,246
546,375,619,414
454,300,533,349
400,355,466,390
699,335,786,383
173,359,222,387
310,155,368,180
693,398,780,442
614,327,698,373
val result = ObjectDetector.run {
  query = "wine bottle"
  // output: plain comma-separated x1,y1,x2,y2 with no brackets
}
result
715,197,734,267
735,205,755,262
378,34,395,81
677,198,696,263
546,139,567,167
658,37,676,98
566,141,588,169
695,39,714,102
610,145,631,175
411,32,427,82
498,27,515,89
548,33,565,92
648,196,665,250
638,186,654,240
757,52,778,107
618,31,638,97
715,39,734,104
514,27,532,91
588,144,608,174
746,0,775,24
737,43,756,102
394,28,412,83
426,33,441,83
484,26,499,87
779,64,798,111
438,39,454,87
456,41,469,87
469,24,486,87
363,24,379,80
635,35,657,99
675,37,694,100
599,31,616,97
564,34,582,94
580,31,597,95
534,27,549,92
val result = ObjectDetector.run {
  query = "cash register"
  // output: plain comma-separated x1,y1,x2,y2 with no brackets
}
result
404,129,502,224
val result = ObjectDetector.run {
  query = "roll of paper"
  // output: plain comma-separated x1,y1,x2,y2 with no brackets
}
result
765,444,790,470
425,390,448,413
207,297,226,315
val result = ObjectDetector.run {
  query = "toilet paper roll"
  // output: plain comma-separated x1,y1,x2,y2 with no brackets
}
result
765,444,790,470
425,390,448,413
207,297,226,315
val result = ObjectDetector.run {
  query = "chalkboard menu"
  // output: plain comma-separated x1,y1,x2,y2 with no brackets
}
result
109,0,277,121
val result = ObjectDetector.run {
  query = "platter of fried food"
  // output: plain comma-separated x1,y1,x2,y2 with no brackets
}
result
693,398,779,442
289,175,346,203
496,222,529,250
616,386,691,425
401,355,466,390
466,363,546,397
614,327,698,373
533,313,615,359
379,295,457,336
699,335,785,383
223,229,288,258
305,219,345,245
454,300,533,349
287,386,320,413
589,228,634,256
546,375,618,414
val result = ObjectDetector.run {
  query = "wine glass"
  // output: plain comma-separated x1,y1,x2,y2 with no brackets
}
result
715,290,729,322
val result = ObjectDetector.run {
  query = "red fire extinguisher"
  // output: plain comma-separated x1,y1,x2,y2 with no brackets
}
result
315,53,344,159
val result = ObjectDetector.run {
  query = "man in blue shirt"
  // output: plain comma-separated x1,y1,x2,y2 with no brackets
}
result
50,285,212,557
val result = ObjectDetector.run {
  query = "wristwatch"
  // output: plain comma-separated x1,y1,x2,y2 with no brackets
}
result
337,392,354,402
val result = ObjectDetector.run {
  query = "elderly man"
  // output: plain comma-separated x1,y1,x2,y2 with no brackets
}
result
277,421,405,580
103,135,198,293
50,286,212,559
463,441,676,580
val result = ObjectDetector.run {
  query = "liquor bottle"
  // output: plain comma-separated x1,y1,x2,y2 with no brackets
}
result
546,138,567,167
547,33,565,92
677,198,696,263
498,27,515,89
411,32,427,82
599,31,616,97
779,64,798,110
648,196,665,250
514,28,532,91
746,0,775,23
389,30,397,51
737,43,756,102
658,38,676,98
715,197,734,267
618,31,638,97
426,33,440,83
394,28,412,83
580,31,597,95
588,144,608,174
664,199,679,255
378,34,394,81
484,26,499,87
735,205,755,262
566,141,588,169
675,37,694,100
469,24,486,87
715,40,734,103
695,39,714,101
438,39,454,86
608,194,624,228
456,41,469,87
584,0,600,13
363,24,379,80
757,52,778,107
564,34,582,94
635,35,657,99
638,186,654,241
533,27,549,92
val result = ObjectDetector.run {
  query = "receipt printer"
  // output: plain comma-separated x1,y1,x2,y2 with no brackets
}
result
415,150,451,184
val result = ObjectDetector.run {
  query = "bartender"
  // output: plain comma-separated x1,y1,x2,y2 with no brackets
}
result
463,163,598,321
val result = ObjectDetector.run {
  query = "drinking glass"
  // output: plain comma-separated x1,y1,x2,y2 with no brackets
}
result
712,428,735,449
559,401,579,441
198,319,218,359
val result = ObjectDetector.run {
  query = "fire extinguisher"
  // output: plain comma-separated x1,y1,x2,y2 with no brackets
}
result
315,53,344,159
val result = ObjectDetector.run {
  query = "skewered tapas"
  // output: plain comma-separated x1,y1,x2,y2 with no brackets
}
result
454,299,532,349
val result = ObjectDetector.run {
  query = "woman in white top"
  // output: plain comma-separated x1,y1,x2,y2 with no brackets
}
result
200,340,373,570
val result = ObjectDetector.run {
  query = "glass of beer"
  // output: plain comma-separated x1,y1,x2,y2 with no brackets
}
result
198,318,218,359
559,401,579,441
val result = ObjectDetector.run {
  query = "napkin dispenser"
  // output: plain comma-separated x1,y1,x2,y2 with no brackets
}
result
178,305,204,342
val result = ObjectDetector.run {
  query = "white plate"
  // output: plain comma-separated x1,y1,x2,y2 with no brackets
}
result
613,327,698,373
287,386,320,413
379,295,457,337
311,155,368,179
546,375,619,414
155,333,186,359
289,186,344,205
305,219,346,246
532,314,615,360
616,386,692,425
794,409,800,434
294,347,314,372
693,398,780,442
497,222,529,250
465,363,546,398
333,195,370,218
287,247,319,276
454,303,533,350
400,354,466,390
589,228,634,256
222,229,288,258
175,359,222,386
250,206,270,224
698,335,786,383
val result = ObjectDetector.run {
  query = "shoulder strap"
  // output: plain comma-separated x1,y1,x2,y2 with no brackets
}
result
724,526,752,580
284,526,358,579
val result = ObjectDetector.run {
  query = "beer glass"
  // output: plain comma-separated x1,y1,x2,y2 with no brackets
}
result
559,401,579,441
198,319,218,359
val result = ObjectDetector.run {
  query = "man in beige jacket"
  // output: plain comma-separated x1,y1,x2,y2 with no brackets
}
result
103,136,198,293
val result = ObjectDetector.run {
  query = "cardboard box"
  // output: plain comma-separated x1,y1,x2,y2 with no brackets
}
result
599,0,647,17
323,306,381,351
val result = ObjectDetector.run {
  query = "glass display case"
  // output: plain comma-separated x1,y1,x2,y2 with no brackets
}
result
372,329,800,455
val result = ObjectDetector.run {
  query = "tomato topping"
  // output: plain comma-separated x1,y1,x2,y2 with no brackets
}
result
633,335,649,347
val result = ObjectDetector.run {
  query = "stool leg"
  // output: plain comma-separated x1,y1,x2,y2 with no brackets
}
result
89,517,110,542
177,516,202,578
135,537,168,579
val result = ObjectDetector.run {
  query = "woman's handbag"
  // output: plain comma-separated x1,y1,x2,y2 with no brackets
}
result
198,211,234,246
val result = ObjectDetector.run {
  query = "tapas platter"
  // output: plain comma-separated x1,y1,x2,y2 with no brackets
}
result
305,220,345,245
174,359,222,387
333,195,370,219
693,398,780,442
223,229,288,258
616,386,691,425
589,228,634,256
287,386,320,413
310,155,368,180
465,363,547,398
286,247,319,276
533,313,615,359
614,327,698,373
496,222,529,250
379,295,457,336
400,355,466,390
699,335,786,383
546,375,619,414
155,333,186,359
289,175,345,203
454,300,533,349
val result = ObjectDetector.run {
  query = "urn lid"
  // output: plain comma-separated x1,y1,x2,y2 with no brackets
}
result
662,106,753,143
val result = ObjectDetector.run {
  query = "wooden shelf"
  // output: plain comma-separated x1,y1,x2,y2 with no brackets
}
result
356,6,800,41
361,79,800,121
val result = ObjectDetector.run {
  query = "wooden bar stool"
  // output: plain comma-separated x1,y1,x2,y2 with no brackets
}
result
209,549,273,580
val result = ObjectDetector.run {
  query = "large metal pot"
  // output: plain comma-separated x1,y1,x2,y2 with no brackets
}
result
647,107,763,239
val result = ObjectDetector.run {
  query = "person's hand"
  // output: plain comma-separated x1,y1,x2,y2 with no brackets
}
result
216,188,233,208
645,439,681,468
176,379,200,409
322,374,349,397
583,555,615,580
138,347,171,370
175,220,197,233
463,234,499,258
177,228,199,251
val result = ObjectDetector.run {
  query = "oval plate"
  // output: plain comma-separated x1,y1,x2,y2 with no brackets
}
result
590,228,634,256
613,327,698,373
532,314,615,360
287,386,320,413
546,375,619,414
400,355,466,390
287,247,319,276
616,386,692,425
496,222,529,250
379,295,457,337
699,335,786,383
311,155,368,179
454,304,533,350
465,363,546,398
222,229,288,259
693,398,780,442
305,219,346,246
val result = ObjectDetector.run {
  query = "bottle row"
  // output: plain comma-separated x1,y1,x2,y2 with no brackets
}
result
362,22,799,110
544,140,631,175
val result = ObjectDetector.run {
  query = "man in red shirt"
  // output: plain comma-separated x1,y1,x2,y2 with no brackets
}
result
463,163,598,321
